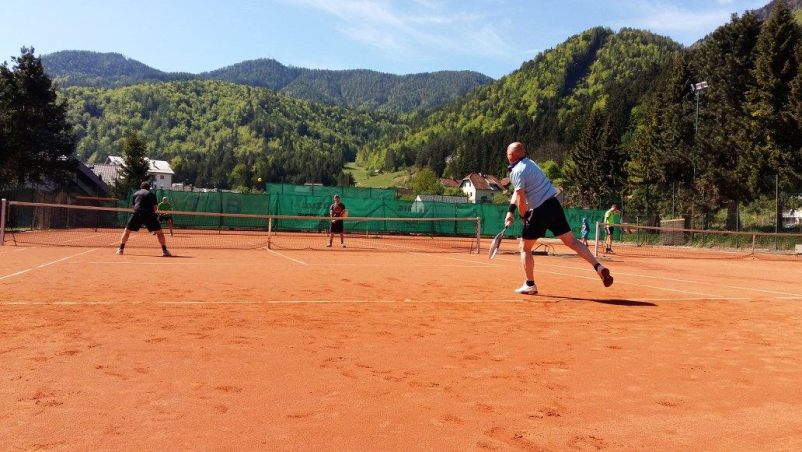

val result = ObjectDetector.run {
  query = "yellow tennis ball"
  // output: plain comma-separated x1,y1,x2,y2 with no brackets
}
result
257,178,262,182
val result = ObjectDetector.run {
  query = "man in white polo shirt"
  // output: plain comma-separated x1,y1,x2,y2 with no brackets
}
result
504,142,613,295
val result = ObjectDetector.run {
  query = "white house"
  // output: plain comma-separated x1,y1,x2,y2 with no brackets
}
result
459,173,504,203
88,156,175,189
412,194,469,213
783,209,802,228
146,159,174,189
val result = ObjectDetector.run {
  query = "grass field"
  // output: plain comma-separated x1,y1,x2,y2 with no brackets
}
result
343,163,411,189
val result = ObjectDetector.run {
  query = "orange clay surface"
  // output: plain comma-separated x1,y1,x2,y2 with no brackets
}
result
1,241,802,450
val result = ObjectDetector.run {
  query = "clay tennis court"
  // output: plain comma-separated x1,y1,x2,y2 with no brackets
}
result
2,241,802,450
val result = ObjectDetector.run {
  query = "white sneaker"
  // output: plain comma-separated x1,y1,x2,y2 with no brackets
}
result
162,249,172,257
514,282,538,295
326,243,332,247
341,243,346,248
116,248,124,255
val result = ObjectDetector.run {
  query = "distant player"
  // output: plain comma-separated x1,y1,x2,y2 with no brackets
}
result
117,182,172,257
504,142,612,295
580,217,590,246
603,204,621,254
157,197,174,236
327,195,348,248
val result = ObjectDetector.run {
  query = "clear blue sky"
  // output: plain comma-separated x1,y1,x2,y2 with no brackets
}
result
0,0,769,79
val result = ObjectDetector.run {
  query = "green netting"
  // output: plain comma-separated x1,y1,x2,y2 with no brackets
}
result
265,183,396,199
145,190,270,230
126,189,604,239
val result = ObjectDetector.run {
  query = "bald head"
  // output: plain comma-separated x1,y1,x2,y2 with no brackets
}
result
506,142,526,164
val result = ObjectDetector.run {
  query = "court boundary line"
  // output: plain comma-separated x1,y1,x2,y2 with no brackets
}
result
265,248,307,265
79,260,497,269
530,260,802,298
468,255,723,298
0,248,98,281
2,295,797,306
0,247,27,256
406,251,503,268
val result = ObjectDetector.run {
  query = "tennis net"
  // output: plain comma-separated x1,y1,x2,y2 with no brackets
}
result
595,222,802,260
1,200,481,253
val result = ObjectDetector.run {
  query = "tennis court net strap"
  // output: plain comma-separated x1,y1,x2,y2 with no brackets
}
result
2,201,481,253
595,222,802,259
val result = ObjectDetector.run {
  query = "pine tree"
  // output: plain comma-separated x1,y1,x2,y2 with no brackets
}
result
746,0,802,194
694,13,762,208
564,108,608,207
0,47,77,185
789,42,802,181
116,130,150,198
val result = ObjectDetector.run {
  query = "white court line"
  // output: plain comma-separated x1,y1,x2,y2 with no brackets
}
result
532,261,802,298
378,241,493,267
0,247,27,256
490,256,722,298
2,296,793,306
0,249,98,281
80,261,489,269
59,233,108,244
265,248,307,265
407,251,503,267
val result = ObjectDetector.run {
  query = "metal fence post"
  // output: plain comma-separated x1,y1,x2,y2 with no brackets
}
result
475,217,482,254
0,199,6,246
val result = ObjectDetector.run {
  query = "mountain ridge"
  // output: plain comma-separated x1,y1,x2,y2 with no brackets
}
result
41,51,492,114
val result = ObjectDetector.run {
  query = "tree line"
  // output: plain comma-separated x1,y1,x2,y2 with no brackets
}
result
0,47,77,186
358,2,802,228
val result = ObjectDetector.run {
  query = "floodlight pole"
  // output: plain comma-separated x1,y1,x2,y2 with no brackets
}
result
690,81,708,230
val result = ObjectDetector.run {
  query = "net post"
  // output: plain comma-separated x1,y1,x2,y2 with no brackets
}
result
0,199,7,246
751,233,756,256
267,216,272,250
594,221,600,257
475,217,481,254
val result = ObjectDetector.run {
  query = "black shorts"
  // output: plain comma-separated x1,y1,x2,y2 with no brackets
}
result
521,197,571,240
605,227,613,236
330,220,344,233
126,212,162,233
158,213,173,221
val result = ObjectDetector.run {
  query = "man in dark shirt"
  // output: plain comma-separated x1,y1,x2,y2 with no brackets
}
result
116,182,172,256
327,195,348,248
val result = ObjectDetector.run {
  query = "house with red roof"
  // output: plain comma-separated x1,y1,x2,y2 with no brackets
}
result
459,173,505,203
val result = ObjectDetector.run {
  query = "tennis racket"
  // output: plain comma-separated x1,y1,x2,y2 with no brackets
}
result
488,225,508,260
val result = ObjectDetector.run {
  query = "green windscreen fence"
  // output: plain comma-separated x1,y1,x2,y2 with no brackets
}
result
143,189,605,240
265,183,396,200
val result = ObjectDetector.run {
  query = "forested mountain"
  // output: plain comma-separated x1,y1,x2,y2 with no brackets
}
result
42,51,194,87
752,0,802,22
625,1,802,223
42,52,492,114
356,28,681,178
62,80,402,188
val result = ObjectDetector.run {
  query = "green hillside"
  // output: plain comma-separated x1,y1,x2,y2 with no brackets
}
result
356,28,681,177
43,52,492,114
62,80,402,188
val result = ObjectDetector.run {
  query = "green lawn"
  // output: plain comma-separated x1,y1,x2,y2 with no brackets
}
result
344,163,411,189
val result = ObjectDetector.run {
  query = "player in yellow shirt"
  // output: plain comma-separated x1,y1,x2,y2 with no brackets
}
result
603,205,621,253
